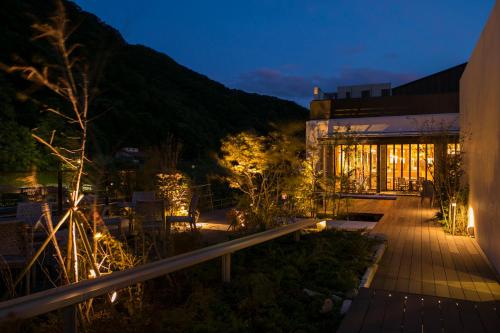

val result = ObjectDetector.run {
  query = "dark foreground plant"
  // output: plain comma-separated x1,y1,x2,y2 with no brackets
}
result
84,229,378,333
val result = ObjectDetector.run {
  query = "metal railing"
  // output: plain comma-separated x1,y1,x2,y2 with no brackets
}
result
0,218,317,323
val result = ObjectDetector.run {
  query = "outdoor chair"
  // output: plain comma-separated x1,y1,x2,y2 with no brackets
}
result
416,177,426,191
396,178,408,191
420,180,434,207
167,194,200,231
134,200,167,234
0,220,33,295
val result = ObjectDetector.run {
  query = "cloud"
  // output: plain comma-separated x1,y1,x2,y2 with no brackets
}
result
231,67,419,105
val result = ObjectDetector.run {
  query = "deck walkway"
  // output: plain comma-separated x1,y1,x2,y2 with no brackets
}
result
337,196,500,332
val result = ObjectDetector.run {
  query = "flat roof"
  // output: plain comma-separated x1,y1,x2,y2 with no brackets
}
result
310,113,459,138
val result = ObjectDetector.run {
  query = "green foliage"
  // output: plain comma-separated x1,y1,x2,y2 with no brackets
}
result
86,230,377,333
219,130,304,228
156,172,191,215
0,121,41,171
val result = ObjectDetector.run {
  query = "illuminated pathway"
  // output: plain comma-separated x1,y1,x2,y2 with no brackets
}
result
338,196,500,332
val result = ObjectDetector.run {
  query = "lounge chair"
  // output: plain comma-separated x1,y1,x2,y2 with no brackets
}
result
167,194,200,231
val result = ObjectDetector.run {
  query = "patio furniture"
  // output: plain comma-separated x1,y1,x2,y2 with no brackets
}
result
396,178,408,191
420,180,434,207
416,177,426,191
167,194,200,231
409,179,419,191
134,200,167,233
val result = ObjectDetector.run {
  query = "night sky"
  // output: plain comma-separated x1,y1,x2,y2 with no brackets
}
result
74,0,494,106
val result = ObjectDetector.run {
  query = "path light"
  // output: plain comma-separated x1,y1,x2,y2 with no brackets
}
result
317,220,327,230
450,200,457,235
110,291,118,303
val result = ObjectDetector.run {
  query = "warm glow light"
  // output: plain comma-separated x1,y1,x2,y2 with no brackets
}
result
110,291,118,303
88,269,96,279
94,232,103,240
317,220,327,230
468,206,475,228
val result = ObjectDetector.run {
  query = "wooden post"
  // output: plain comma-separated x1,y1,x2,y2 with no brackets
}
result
221,254,231,282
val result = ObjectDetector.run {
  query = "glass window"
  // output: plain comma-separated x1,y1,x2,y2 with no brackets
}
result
427,144,434,182
394,145,402,189
447,143,460,155
370,145,377,190
410,144,418,183
387,144,394,191
418,144,426,185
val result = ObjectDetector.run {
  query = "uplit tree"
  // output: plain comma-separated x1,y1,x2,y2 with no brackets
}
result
219,130,303,228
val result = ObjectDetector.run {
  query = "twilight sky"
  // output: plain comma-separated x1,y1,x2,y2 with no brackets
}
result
74,0,494,106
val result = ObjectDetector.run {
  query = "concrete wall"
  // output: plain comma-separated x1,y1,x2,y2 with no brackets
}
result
460,1,500,273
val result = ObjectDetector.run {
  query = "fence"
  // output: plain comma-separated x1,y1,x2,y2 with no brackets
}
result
0,218,318,331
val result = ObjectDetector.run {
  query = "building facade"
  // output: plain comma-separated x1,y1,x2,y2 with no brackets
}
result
460,1,500,273
307,65,464,193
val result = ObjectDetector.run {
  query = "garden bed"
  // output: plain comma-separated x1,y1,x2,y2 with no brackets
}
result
81,229,380,332
317,212,383,222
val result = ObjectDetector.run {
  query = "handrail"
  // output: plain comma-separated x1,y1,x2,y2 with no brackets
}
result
0,218,317,321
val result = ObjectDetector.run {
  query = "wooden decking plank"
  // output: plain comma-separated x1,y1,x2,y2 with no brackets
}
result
441,298,463,332
476,301,500,333
402,293,422,333
454,237,495,301
455,236,497,302
337,290,373,333
459,301,485,333
421,295,442,333
437,230,465,299
381,292,404,332
360,291,388,333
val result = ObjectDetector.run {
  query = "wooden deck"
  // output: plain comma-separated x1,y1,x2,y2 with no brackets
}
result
337,196,500,332
337,288,500,333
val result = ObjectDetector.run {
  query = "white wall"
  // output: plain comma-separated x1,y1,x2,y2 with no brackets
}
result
460,1,500,273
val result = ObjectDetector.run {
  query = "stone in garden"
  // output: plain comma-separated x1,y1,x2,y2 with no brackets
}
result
340,299,352,315
320,298,333,313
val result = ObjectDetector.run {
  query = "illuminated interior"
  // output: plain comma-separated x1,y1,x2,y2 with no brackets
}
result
324,142,459,192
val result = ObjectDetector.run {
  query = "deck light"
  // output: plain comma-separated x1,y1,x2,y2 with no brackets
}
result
450,200,457,235
467,206,475,237
317,220,327,230
110,291,118,303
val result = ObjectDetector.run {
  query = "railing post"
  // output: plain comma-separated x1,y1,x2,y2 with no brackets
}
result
221,253,231,282
294,230,301,242
63,305,77,333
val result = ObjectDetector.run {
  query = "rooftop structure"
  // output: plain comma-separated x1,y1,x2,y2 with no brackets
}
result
307,65,463,193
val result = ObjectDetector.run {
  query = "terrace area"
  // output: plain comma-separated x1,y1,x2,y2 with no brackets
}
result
338,196,500,332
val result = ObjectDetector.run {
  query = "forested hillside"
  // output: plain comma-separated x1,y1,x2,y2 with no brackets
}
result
0,0,307,173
